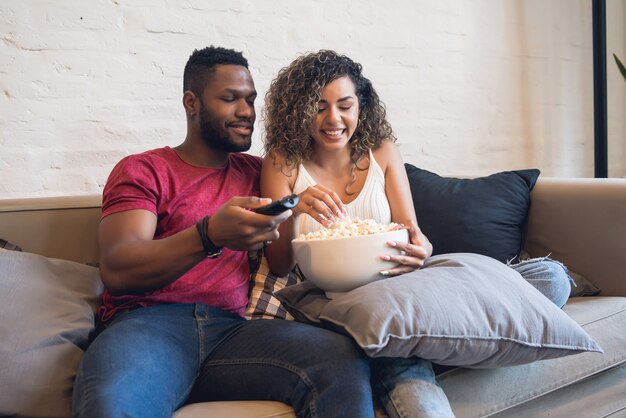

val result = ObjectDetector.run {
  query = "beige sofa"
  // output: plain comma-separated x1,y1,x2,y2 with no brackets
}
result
1,177,625,418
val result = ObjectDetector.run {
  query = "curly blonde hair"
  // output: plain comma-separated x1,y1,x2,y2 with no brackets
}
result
263,50,395,177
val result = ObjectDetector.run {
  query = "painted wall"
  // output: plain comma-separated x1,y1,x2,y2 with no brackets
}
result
1,0,624,198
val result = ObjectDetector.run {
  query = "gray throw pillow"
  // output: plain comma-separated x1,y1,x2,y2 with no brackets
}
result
276,253,602,368
0,250,103,418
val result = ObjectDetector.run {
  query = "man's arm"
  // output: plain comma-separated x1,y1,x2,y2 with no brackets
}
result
99,196,291,295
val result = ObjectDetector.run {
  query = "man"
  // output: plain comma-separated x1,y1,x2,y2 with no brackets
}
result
72,46,375,418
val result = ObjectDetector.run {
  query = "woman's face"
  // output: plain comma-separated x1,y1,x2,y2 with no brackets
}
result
309,76,360,152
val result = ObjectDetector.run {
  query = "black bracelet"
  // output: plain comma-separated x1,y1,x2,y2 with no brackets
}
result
195,216,222,258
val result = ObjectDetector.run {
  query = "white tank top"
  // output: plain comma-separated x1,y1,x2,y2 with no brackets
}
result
292,149,391,237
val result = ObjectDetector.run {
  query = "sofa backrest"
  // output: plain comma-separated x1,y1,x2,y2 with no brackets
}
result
0,195,101,264
2,177,624,296
524,177,626,297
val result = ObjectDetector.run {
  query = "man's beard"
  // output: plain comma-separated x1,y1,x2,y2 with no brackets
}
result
198,105,252,153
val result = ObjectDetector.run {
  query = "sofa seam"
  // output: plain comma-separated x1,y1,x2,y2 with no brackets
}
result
575,306,626,327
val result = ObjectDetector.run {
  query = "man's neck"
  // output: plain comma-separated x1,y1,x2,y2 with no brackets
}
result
174,139,230,168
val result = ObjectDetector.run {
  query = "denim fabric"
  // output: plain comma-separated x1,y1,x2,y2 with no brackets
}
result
508,257,573,308
372,357,454,418
72,303,374,418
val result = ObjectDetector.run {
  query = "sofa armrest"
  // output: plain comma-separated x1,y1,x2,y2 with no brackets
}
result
524,177,626,296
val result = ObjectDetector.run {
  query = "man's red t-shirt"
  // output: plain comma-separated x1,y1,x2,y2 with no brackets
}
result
98,146,261,322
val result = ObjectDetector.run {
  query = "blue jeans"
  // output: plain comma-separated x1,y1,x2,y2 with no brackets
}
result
374,257,572,418
508,256,573,308
72,303,375,418
372,357,455,418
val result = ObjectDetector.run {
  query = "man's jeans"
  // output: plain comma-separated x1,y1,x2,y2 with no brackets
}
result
72,303,375,418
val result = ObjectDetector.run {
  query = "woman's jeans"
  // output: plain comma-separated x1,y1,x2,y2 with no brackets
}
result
373,257,573,418
72,303,375,418
508,256,573,308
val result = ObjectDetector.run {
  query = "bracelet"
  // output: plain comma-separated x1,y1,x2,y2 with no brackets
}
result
195,216,222,258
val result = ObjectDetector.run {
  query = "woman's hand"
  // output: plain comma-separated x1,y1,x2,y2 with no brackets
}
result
294,184,348,226
379,220,433,276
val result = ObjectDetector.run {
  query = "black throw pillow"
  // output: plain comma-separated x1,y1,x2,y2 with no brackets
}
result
405,164,540,263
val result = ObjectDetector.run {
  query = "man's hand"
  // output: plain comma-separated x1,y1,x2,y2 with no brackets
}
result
208,196,293,251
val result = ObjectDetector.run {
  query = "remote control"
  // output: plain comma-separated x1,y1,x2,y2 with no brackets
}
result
254,194,299,216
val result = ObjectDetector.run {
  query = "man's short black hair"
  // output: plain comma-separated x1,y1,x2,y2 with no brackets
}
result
183,46,249,95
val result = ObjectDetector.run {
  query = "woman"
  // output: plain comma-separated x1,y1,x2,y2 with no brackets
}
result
260,49,453,418
260,50,570,418
262,56,431,280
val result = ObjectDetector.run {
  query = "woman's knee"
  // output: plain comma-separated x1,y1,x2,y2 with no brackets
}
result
512,259,572,308
543,261,572,307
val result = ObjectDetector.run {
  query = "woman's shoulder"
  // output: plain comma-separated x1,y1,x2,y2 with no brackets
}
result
372,138,398,153
263,148,287,165
265,149,301,170
371,139,401,170
262,149,299,184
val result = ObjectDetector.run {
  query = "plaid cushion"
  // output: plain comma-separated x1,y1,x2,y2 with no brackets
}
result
246,251,300,320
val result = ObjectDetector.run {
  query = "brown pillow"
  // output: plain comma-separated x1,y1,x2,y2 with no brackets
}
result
0,238,22,251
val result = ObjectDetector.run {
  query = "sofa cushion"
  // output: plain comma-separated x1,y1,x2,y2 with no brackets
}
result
438,296,626,417
490,363,626,418
0,249,103,418
405,165,540,264
276,253,601,367
173,400,296,418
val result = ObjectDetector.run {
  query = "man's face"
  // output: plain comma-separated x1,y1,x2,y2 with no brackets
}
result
197,65,257,152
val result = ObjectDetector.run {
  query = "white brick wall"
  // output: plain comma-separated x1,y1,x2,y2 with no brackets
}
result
1,0,624,198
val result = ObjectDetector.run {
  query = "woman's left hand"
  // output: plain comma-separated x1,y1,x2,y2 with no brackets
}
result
379,220,433,277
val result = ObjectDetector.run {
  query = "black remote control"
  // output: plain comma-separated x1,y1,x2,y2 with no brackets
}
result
254,194,299,216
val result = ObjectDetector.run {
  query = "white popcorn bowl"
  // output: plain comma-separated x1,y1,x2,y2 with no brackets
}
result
292,228,409,294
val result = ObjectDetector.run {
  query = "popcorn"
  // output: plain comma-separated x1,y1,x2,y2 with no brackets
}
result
297,217,403,241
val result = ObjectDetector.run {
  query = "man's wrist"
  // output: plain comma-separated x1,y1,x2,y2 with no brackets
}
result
195,216,222,258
